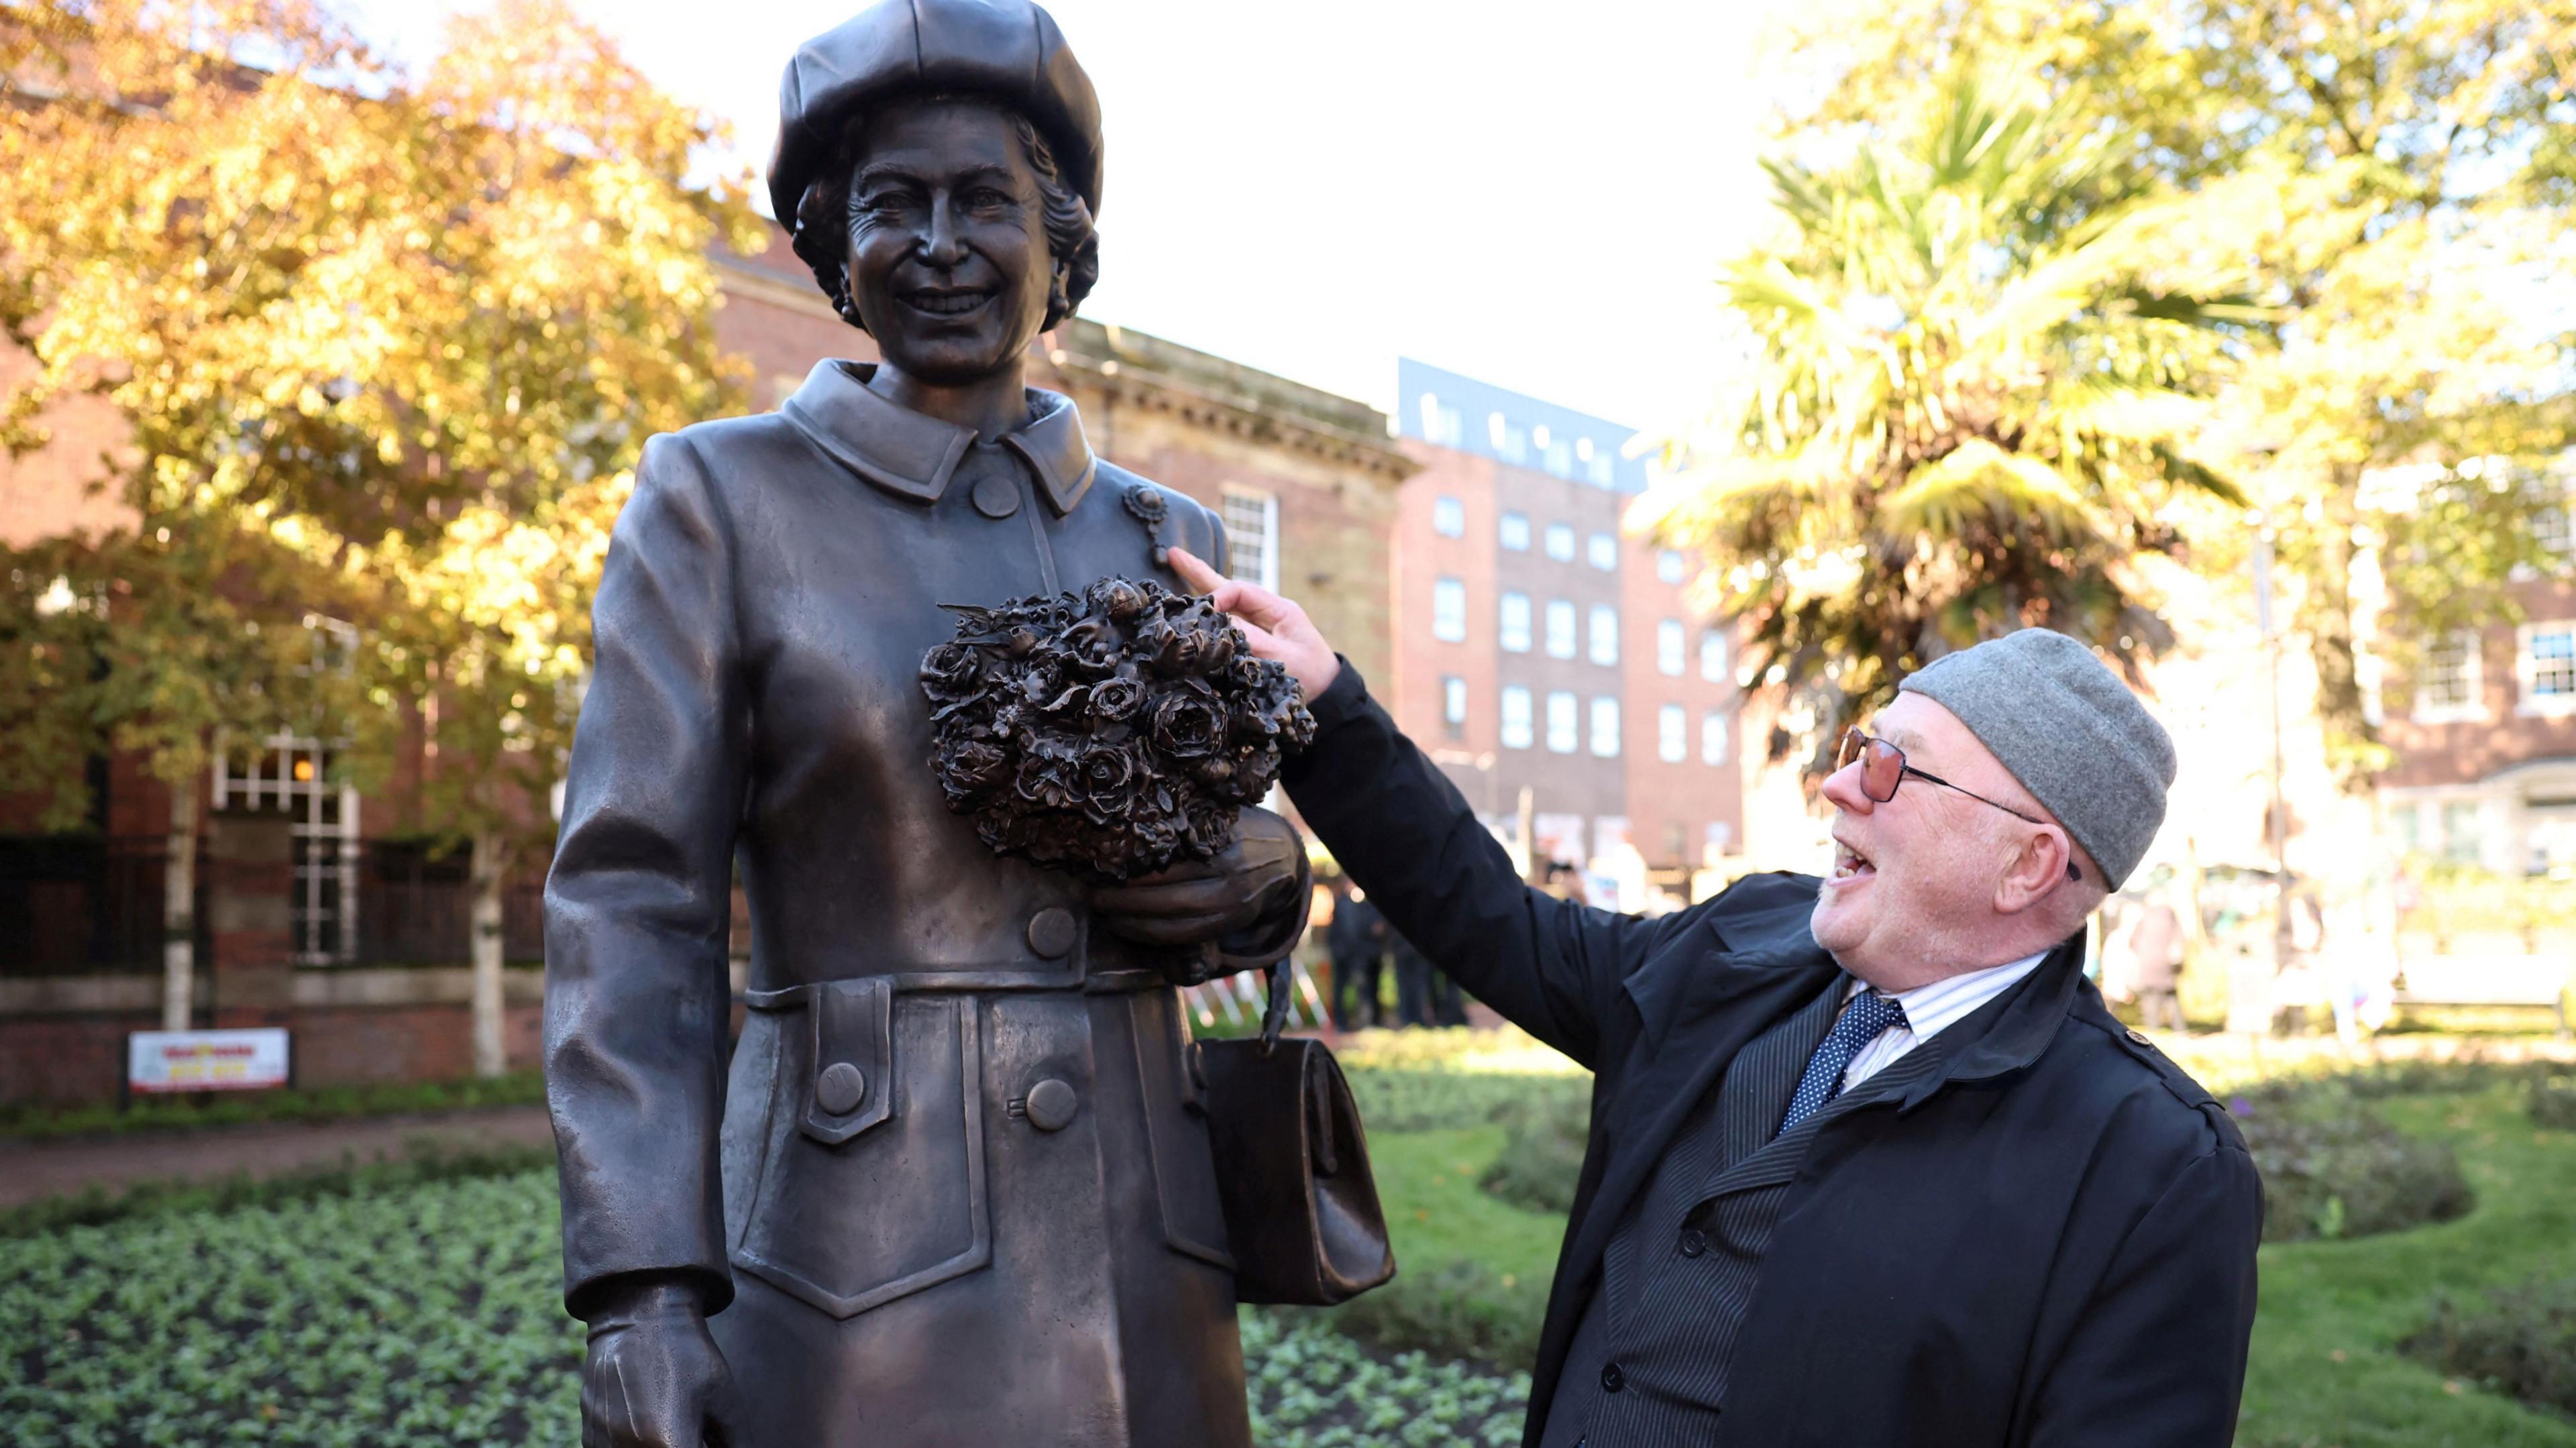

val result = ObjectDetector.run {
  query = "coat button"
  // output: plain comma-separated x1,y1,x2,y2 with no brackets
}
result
1678,1227,1707,1258
1027,907,1078,958
2127,1027,2153,1046
1026,1078,1079,1131
971,472,1020,519
1601,1362,1624,1394
814,1062,867,1116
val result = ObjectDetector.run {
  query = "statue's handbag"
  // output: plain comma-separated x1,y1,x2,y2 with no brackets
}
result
1195,1032,1397,1306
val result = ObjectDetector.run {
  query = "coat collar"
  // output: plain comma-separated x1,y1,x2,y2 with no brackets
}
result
779,359,1098,515
1894,925,2088,1109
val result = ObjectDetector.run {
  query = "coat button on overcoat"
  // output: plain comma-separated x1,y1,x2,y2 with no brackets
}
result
1027,907,1078,958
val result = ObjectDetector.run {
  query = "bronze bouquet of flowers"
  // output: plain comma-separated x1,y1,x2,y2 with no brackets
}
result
921,577,1316,882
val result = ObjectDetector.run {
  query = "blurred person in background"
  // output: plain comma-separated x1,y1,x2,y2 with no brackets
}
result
1327,882,1388,1029
2121,882,2188,1033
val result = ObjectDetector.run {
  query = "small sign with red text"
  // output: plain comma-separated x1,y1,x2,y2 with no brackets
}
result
127,1028,291,1094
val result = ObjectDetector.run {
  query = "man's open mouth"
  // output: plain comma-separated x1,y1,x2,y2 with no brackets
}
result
1831,839,1875,882
900,286,996,316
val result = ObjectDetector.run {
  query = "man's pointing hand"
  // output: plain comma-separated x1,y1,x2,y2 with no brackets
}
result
1168,546,1341,702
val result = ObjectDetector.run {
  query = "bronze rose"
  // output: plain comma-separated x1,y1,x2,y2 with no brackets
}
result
923,578,1316,881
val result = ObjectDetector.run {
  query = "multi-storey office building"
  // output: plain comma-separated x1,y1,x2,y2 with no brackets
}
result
1387,359,1740,905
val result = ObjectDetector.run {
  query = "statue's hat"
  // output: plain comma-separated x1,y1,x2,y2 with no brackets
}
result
770,0,1104,232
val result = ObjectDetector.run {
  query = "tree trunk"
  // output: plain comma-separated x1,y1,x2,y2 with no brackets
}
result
161,775,199,1032
470,828,508,1078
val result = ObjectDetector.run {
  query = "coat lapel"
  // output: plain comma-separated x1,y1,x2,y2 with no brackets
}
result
1560,920,1841,1310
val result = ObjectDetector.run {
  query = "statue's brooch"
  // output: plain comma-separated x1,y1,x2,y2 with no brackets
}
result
1122,482,1170,566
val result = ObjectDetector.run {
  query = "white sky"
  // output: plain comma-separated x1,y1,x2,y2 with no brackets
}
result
341,0,1792,433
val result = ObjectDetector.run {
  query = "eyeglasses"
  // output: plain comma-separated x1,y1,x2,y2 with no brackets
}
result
1836,728,2082,884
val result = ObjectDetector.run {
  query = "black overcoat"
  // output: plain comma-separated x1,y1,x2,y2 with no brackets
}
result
544,360,1263,1447
1281,663,2262,1448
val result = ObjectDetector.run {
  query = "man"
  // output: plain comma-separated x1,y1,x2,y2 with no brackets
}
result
1326,883,1387,1029
1171,547,2261,1448
544,7,1306,1445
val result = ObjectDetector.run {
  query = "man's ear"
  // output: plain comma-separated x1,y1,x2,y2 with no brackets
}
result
1992,826,2071,917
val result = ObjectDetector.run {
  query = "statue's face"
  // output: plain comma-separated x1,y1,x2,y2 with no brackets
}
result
844,97,1055,385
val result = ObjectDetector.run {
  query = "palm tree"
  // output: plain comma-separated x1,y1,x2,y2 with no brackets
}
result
1642,74,2266,776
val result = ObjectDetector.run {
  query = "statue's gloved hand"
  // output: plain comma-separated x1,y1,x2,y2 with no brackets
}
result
580,1278,743,1448
1089,807,1311,972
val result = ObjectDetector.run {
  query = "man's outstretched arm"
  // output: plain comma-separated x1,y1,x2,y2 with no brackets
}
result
1170,548,1673,1068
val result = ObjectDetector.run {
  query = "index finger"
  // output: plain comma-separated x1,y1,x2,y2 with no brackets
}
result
1169,546,1297,632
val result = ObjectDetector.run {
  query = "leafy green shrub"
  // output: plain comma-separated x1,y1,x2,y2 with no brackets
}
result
1312,1257,1550,1372
2230,1082,2474,1241
2531,1070,2576,1131
0,1068,548,1141
1477,1089,1590,1215
1244,1305,1529,1446
2401,1274,2576,1418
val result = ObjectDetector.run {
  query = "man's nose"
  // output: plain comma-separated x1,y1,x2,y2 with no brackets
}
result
918,196,970,268
1818,759,1874,814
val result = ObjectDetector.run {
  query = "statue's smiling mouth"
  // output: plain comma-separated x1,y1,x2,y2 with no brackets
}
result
901,285,996,316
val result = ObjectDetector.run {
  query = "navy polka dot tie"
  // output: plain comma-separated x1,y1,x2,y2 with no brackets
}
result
1776,991,1909,1137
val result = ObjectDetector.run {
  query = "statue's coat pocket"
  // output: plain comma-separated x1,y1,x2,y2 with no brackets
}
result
732,984,992,1319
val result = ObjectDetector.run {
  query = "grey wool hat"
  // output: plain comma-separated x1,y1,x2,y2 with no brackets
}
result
1896,628,2176,889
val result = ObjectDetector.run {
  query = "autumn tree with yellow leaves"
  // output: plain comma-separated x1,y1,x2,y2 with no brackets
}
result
0,0,763,1067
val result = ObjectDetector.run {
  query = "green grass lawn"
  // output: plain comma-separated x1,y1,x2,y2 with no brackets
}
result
2235,1087,2576,1447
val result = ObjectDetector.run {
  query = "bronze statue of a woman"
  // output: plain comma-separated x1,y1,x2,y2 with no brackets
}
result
542,4,1308,1442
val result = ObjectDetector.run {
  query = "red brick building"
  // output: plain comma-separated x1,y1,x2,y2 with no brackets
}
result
1387,359,1741,907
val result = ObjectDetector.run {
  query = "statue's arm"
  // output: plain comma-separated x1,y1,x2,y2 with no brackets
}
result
543,430,751,1323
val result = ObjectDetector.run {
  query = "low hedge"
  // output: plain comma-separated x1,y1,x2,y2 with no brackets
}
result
1477,1089,1590,1217
2228,1081,2475,1242
2402,1274,2576,1418
2530,1070,2576,1131
0,1069,548,1141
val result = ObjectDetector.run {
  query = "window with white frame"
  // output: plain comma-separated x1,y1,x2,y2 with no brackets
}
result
1700,629,1729,683
1656,549,1686,585
2413,630,2483,722
1587,532,1618,571
1442,675,1468,734
1589,605,1619,666
1499,510,1531,551
1545,600,1577,659
2518,621,2576,714
1432,577,1467,642
215,735,358,966
1500,685,1534,748
1658,704,1686,762
2535,498,2571,561
1546,691,1578,753
1590,696,1621,757
1499,592,1533,653
1656,620,1684,676
1220,488,1279,592
1432,494,1465,538
1544,523,1576,561
1703,710,1730,766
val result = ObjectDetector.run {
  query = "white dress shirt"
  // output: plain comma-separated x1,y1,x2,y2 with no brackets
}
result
1839,949,2051,1092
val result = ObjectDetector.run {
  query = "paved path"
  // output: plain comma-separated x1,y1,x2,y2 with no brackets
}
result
0,1105,555,1209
